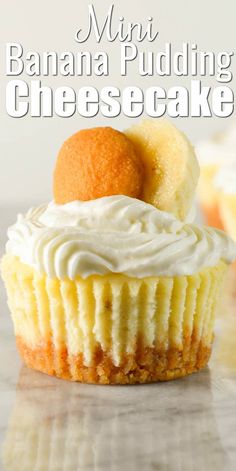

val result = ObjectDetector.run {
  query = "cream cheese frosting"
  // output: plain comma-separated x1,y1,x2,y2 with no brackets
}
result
6,195,236,279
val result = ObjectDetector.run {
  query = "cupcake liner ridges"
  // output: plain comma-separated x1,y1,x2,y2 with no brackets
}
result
1,254,226,384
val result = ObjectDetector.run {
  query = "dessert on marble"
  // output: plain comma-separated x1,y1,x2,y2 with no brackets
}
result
196,121,236,229
1,119,236,384
3,368,226,471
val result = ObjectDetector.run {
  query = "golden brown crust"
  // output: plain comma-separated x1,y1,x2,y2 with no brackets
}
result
201,203,224,230
53,127,143,204
16,337,211,385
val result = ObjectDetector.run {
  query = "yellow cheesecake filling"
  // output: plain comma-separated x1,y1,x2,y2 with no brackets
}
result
2,254,226,383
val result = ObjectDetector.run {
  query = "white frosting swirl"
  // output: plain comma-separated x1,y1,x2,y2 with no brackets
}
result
6,196,236,279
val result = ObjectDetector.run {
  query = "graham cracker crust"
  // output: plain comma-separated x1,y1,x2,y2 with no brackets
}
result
16,337,211,384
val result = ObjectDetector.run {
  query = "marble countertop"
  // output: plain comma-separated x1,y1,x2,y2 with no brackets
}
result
0,206,236,471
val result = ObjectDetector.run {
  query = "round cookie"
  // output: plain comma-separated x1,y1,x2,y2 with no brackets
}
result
53,127,143,204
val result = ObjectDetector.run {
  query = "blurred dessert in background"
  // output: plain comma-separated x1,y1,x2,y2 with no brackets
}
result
196,141,226,229
196,121,236,229
215,162,236,247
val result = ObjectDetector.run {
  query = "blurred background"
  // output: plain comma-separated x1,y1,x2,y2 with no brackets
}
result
0,6,235,468
0,0,235,210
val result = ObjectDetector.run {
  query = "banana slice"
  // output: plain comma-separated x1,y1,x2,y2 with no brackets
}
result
125,119,199,221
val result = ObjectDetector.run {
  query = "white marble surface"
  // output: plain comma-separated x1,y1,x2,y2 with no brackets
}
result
0,205,236,471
